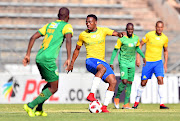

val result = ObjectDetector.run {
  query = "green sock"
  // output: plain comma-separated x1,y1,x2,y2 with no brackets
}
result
28,88,52,109
124,83,132,105
115,82,126,98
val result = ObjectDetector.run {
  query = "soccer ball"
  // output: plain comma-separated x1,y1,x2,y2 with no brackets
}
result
89,100,102,113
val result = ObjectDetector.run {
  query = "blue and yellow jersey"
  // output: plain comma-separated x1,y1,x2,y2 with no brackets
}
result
142,31,168,61
36,20,73,63
77,27,114,61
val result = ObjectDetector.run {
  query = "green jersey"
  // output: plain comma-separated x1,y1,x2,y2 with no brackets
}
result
36,20,73,63
114,34,140,67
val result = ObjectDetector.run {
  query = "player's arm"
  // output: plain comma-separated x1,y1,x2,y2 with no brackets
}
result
163,47,168,73
136,40,145,67
136,46,146,66
22,32,42,66
66,44,81,72
110,48,118,70
109,38,121,70
112,31,126,38
63,33,73,69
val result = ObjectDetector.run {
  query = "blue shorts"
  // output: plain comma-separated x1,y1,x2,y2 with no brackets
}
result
141,60,164,80
86,58,115,81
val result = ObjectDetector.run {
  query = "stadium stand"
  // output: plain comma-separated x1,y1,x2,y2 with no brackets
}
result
0,0,179,74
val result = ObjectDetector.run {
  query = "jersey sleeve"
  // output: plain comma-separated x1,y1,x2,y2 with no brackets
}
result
114,38,122,49
76,33,83,46
164,37,168,47
136,38,140,46
103,27,114,36
62,24,73,36
142,33,149,43
38,24,48,36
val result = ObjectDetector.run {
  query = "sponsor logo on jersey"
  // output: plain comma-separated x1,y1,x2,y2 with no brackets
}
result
128,43,134,47
49,22,59,28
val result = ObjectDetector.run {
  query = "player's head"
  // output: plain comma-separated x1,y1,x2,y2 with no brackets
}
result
58,7,70,22
86,14,97,32
155,21,164,35
126,23,134,37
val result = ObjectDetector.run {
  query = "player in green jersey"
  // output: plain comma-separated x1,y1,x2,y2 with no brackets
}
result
110,23,146,109
22,7,73,117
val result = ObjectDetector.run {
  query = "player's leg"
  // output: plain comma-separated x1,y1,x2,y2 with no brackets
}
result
154,60,169,109
103,74,117,112
86,58,106,101
133,61,153,109
114,66,128,109
123,67,135,109
24,62,58,117
114,79,127,109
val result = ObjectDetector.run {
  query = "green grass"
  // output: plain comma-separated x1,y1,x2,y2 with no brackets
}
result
0,103,180,121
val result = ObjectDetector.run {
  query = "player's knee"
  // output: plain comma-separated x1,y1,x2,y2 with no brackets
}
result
100,66,106,73
110,78,117,88
141,82,146,86
122,80,127,84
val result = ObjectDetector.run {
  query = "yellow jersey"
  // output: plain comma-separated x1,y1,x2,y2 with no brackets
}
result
77,27,114,61
142,31,168,61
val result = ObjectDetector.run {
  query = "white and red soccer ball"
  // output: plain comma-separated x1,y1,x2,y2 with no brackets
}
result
89,100,102,113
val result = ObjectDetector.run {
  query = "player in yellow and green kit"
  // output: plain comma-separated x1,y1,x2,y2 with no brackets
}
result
110,23,146,109
22,7,73,117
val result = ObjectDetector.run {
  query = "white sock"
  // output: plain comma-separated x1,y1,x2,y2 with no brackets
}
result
90,77,101,93
135,85,145,102
103,90,114,106
158,85,164,105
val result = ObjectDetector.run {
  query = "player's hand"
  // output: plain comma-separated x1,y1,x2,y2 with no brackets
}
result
118,32,126,38
66,64,73,74
143,58,146,67
164,64,167,73
110,65,114,70
63,59,71,68
22,55,30,66
136,59,141,67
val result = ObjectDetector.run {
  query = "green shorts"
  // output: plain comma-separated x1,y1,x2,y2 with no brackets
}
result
120,66,135,81
36,62,59,82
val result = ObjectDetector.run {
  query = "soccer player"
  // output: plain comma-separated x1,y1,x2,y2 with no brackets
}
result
66,14,124,113
22,7,73,117
110,23,146,109
133,21,169,109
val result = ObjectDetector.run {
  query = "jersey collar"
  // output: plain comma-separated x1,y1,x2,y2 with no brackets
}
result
124,34,134,38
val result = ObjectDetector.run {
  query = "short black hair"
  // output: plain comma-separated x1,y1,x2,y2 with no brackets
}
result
156,21,164,27
58,7,69,19
87,14,97,21
126,23,134,28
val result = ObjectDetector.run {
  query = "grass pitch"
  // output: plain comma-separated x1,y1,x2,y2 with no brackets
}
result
0,103,180,121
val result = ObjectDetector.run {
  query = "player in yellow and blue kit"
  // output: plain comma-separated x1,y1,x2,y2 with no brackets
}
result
133,21,169,109
66,14,124,113
22,7,73,117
